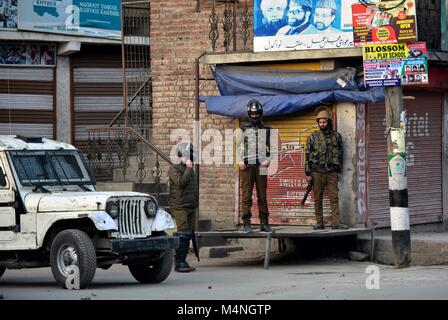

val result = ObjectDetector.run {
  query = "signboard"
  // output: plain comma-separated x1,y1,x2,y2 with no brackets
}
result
0,0,17,30
0,44,56,66
362,42,428,88
18,0,121,39
253,0,358,52
352,0,417,46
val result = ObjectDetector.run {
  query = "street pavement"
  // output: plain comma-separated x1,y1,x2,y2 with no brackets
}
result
1,254,448,300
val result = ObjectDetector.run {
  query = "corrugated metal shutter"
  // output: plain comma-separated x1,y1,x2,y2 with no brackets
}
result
239,108,333,226
71,45,123,148
367,91,443,227
0,67,55,138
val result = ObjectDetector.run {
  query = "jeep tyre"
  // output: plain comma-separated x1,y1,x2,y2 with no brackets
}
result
128,249,173,284
50,229,96,289
0,266,5,278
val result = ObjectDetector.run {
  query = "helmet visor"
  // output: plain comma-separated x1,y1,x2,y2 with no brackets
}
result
248,111,261,119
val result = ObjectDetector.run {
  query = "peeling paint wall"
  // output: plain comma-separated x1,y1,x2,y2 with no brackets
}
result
336,102,357,226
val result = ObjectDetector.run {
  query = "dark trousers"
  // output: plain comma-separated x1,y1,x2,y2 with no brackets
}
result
312,171,340,226
240,166,269,220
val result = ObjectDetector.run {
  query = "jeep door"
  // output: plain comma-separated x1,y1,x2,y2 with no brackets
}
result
0,155,16,242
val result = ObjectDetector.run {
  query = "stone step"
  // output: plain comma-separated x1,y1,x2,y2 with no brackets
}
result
357,231,448,266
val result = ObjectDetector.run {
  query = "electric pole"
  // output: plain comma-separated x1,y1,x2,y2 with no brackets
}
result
385,86,411,268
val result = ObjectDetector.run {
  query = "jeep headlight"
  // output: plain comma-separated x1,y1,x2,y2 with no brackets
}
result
144,199,157,218
106,201,119,219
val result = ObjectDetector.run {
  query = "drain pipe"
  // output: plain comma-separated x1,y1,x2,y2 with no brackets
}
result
194,52,207,231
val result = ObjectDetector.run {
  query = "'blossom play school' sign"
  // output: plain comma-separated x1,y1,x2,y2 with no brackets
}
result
362,42,429,88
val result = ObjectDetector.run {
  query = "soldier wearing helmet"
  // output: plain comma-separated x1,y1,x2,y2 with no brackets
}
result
236,99,274,233
169,142,198,272
305,106,348,230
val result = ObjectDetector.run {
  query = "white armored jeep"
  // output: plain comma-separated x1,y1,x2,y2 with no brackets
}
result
0,135,178,289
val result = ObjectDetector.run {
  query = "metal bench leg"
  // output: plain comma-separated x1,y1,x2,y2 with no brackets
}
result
370,229,375,262
264,233,272,269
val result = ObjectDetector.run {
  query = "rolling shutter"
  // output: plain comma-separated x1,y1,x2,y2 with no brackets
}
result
71,45,123,148
366,91,443,227
0,67,55,138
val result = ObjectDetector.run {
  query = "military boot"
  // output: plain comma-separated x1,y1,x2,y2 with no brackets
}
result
241,218,253,233
260,216,273,233
313,217,324,230
175,234,196,273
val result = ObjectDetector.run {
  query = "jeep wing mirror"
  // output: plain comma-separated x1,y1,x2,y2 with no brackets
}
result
0,167,6,187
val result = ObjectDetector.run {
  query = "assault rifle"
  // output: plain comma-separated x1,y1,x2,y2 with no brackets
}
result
301,178,313,206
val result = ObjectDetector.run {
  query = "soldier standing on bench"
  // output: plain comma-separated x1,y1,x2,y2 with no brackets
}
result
236,99,273,233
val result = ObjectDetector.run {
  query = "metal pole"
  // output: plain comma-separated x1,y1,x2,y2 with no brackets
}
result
195,57,200,231
385,86,411,268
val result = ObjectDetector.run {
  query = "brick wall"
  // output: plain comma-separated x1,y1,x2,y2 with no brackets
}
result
151,1,252,229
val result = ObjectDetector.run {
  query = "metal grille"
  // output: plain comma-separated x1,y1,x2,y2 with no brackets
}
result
117,198,145,238
119,1,152,139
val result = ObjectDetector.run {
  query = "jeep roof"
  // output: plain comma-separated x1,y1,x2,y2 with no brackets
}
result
0,135,76,151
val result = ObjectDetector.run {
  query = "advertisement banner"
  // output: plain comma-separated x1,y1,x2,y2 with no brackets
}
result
352,0,417,46
362,42,428,88
0,0,17,30
18,0,121,39
253,0,358,52
0,44,56,66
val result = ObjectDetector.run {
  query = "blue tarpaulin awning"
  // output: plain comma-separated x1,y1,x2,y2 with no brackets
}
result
200,65,385,118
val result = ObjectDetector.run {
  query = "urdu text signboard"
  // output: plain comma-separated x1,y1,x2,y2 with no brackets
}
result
362,42,428,88
352,0,417,46
253,0,358,52
18,0,121,39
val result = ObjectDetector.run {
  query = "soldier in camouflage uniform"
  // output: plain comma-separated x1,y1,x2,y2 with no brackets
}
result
236,99,273,233
305,106,348,230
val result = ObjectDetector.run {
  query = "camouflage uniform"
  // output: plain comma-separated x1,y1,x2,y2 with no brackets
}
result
305,129,343,227
236,122,272,225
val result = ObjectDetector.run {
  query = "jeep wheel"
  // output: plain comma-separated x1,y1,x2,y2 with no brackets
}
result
0,266,5,278
50,229,96,289
128,249,173,284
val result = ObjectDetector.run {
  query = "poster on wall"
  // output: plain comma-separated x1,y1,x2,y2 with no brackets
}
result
0,44,56,66
253,0,358,52
0,0,17,30
362,42,428,88
18,0,121,39
352,0,417,47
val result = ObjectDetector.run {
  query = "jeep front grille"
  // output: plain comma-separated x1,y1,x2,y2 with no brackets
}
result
117,199,145,238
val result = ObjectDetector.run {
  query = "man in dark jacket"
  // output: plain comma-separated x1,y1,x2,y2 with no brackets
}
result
169,142,198,272
305,106,348,230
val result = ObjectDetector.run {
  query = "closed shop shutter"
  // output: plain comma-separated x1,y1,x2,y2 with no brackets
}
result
71,45,123,148
239,108,333,225
366,91,443,227
0,67,55,138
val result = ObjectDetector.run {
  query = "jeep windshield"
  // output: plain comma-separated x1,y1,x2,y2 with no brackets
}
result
9,150,95,187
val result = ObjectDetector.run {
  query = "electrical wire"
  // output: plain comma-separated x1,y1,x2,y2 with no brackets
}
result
359,0,407,12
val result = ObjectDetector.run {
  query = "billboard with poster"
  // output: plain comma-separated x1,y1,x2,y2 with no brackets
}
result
0,44,56,66
0,0,17,30
352,0,417,46
18,0,121,39
362,42,428,88
253,0,358,52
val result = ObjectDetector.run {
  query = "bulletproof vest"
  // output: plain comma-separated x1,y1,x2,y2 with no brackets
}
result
308,130,342,172
241,122,271,166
